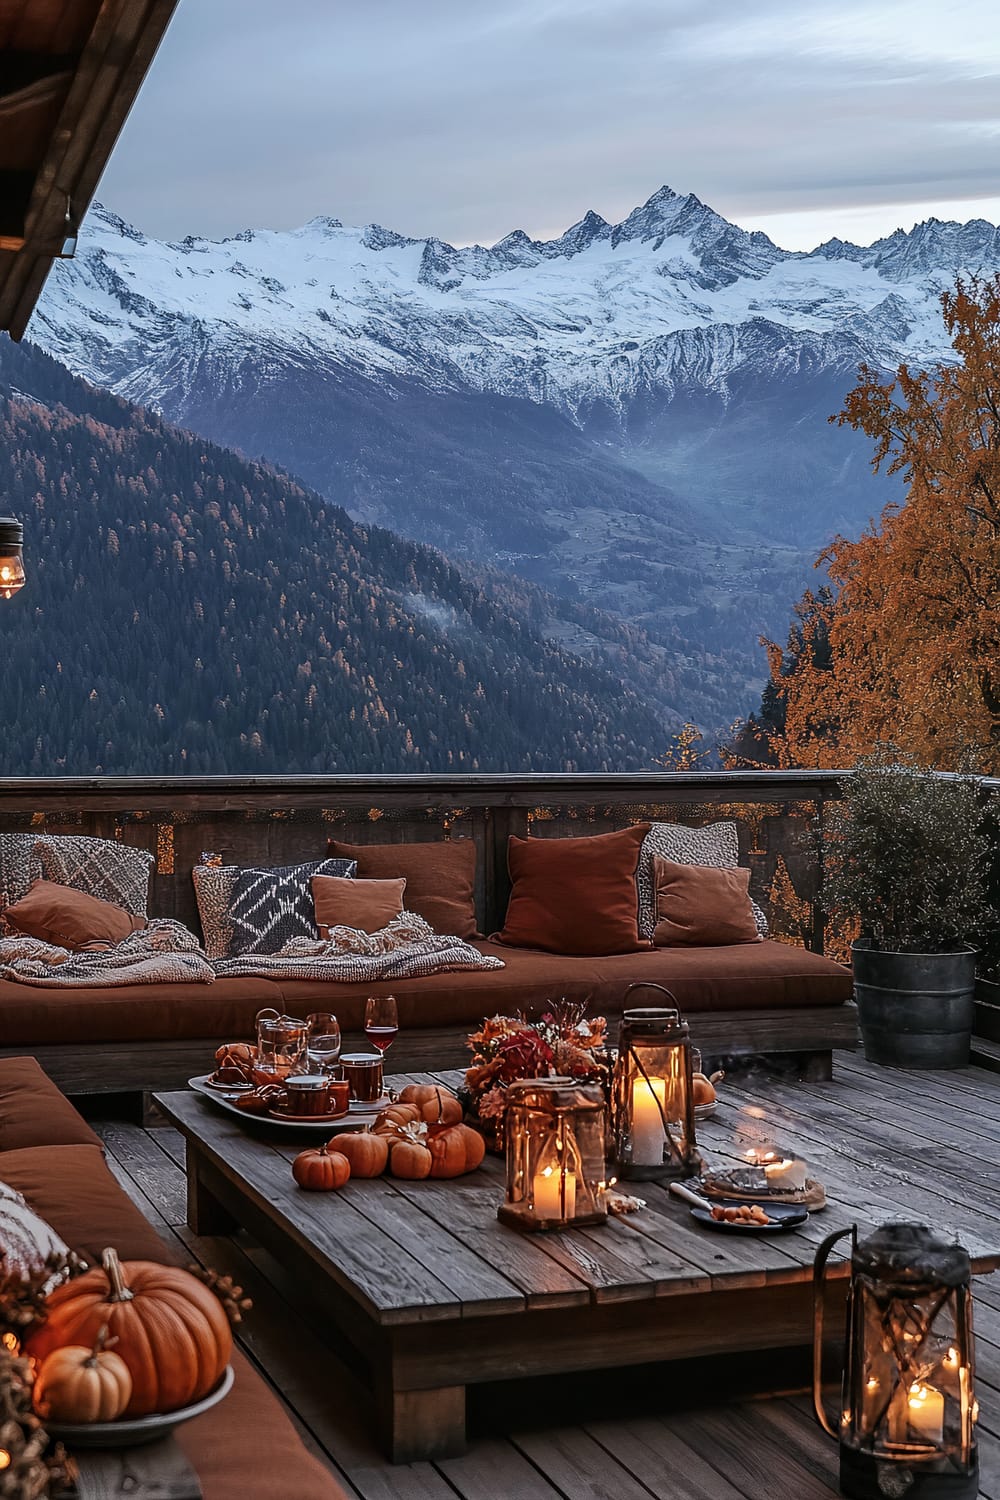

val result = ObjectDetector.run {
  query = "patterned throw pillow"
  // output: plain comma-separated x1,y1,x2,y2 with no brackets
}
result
0,832,40,931
227,858,356,957
192,864,242,960
0,1178,70,1284
33,834,153,918
636,821,768,940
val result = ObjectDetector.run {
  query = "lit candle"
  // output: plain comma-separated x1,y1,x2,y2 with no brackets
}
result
631,1077,667,1166
907,1382,944,1444
533,1165,576,1220
744,1148,807,1190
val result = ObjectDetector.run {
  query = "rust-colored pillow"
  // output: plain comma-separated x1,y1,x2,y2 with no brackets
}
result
312,875,406,936
496,824,650,956
326,839,479,938
651,858,762,946
4,879,145,951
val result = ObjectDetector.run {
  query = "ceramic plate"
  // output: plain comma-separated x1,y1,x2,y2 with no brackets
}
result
49,1366,234,1447
690,1203,809,1234
349,1094,391,1112
694,1101,717,1120
268,1107,349,1124
189,1077,380,1131
203,1076,253,1093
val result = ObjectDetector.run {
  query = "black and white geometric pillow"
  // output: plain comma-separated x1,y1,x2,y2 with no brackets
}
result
33,834,153,917
636,820,768,941
228,858,356,957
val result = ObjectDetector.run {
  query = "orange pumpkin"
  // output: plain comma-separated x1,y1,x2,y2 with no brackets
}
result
428,1122,486,1179
387,1137,432,1179
26,1249,231,1417
397,1085,463,1126
292,1143,351,1191
33,1329,133,1424
374,1102,420,1134
330,1129,388,1179
693,1073,716,1106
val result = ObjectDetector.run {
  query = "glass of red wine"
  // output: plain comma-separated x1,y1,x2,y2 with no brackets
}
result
364,995,399,1058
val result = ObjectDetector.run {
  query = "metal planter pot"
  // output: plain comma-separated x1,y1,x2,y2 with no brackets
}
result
851,943,977,1068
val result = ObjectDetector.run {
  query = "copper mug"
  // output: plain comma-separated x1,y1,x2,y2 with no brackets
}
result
283,1074,332,1116
340,1052,384,1104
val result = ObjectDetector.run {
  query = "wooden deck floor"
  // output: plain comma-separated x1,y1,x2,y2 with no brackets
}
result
94,1052,1000,1500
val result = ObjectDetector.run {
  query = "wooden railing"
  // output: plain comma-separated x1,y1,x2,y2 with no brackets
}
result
0,770,848,949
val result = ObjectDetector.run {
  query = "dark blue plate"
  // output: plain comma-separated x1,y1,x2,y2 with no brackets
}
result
691,1202,809,1234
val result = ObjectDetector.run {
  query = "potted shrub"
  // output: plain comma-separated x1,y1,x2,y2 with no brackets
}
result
825,750,989,1067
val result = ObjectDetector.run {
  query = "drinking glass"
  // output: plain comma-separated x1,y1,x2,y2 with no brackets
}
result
364,995,398,1057
256,1013,308,1079
306,1012,342,1075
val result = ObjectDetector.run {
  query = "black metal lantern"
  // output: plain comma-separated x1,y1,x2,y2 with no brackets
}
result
814,1223,978,1499
497,1077,608,1232
611,992,699,1182
0,518,25,600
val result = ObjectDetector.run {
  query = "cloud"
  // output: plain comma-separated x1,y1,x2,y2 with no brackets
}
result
97,0,1000,249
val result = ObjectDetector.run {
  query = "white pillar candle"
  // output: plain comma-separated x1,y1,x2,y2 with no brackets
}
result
631,1077,667,1166
907,1382,944,1444
533,1165,576,1220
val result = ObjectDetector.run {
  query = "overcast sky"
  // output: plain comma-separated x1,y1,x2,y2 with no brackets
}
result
97,0,1000,251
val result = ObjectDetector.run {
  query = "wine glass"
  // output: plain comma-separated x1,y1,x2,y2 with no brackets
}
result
364,995,398,1058
306,1012,342,1075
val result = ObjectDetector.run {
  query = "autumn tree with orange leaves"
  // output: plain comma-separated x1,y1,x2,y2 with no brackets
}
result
759,274,1000,771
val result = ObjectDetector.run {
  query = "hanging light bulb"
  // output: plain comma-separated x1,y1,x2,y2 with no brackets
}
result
0,519,26,600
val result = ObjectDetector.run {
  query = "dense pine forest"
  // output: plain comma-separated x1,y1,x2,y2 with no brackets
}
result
0,336,669,775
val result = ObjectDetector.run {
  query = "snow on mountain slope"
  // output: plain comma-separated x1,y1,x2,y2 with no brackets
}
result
33,185,991,423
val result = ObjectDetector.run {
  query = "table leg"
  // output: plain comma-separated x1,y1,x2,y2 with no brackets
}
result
186,1148,238,1236
379,1381,467,1462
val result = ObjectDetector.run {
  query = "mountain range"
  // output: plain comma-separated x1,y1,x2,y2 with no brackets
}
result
28,184,1000,728
0,333,677,774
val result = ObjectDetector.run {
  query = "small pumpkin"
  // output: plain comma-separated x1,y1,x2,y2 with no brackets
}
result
383,1121,433,1179
374,1102,421,1134
33,1327,132,1424
26,1249,232,1417
330,1129,389,1179
428,1122,486,1179
292,1143,351,1192
397,1084,463,1127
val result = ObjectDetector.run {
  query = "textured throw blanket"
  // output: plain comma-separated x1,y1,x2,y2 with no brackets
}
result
0,919,213,987
0,912,503,987
214,912,504,982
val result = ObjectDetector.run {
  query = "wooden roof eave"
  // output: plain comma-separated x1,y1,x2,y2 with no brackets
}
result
0,0,179,340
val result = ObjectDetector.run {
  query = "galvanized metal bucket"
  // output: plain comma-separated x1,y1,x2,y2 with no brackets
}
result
851,943,976,1068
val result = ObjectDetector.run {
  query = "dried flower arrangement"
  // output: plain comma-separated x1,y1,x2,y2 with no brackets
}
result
461,1002,610,1147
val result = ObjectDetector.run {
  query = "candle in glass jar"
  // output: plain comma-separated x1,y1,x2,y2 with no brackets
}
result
533,1165,576,1220
631,1078,667,1166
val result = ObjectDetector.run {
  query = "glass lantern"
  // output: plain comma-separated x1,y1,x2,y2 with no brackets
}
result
497,1077,608,1232
0,518,25,600
814,1223,978,1499
612,998,699,1182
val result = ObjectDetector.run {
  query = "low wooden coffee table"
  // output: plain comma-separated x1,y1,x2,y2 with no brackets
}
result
156,1068,1000,1462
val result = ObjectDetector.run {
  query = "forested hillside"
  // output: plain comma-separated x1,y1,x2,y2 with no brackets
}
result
0,335,669,774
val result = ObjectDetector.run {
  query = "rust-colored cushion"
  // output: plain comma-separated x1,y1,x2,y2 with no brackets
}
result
496,825,650,956
180,1348,345,1500
312,875,406,936
4,879,144,951
652,858,762,947
0,975,284,1047
327,838,478,938
0,1143,168,1264
0,1057,102,1151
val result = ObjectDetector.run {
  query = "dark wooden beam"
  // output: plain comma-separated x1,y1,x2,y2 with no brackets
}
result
0,0,179,337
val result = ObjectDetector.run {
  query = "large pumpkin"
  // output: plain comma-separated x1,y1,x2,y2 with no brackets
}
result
397,1085,463,1127
26,1249,231,1417
428,1122,486,1179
